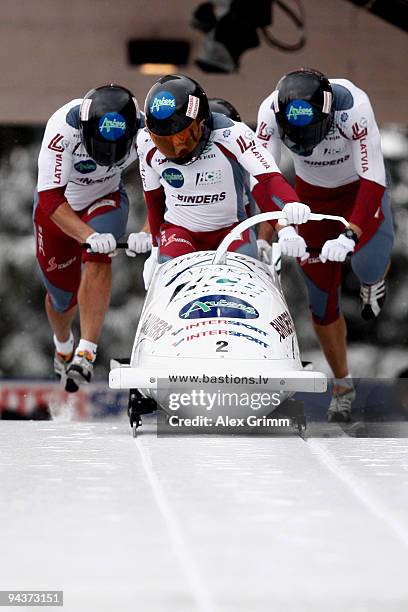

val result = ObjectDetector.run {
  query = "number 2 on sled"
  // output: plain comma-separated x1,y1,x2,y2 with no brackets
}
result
216,341,229,353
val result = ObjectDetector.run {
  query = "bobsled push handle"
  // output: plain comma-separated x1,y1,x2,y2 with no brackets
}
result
81,242,128,249
212,211,349,265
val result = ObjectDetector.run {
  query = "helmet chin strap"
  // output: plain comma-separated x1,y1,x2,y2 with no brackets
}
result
284,108,334,156
173,119,212,165
291,146,314,157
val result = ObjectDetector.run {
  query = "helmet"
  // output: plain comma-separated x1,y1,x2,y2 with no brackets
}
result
145,74,212,165
273,68,333,156
80,84,140,166
208,97,241,121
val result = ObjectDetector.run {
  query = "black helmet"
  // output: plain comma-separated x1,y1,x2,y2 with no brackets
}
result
145,74,212,165
208,97,241,122
80,84,140,166
273,68,333,155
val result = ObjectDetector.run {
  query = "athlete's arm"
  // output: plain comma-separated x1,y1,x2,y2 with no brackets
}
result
36,111,96,242
137,133,165,246
347,96,386,235
141,217,150,233
257,222,274,242
144,187,165,246
256,95,282,164
37,111,74,212
50,202,95,242
215,124,300,230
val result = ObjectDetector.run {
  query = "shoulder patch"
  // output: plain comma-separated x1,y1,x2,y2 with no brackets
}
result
211,112,235,130
332,84,354,112
65,105,81,129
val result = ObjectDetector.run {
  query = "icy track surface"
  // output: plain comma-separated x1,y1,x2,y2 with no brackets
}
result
1,421,408,612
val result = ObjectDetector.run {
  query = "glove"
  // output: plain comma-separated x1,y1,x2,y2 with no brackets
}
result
320,233,355,263
278,226,309,260
282,202,311,225
143,247,159,290
86,232,116,254
257,239,272,264
126,232,152,257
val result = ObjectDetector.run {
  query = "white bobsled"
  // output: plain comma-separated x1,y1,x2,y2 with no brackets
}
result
110,212,348,431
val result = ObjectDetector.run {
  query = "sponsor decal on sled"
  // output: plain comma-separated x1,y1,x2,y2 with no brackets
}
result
215,278,238,285
184,329,268,348
140,313,172,340
270,311,294,341
179,295,259,319
184,319,267,335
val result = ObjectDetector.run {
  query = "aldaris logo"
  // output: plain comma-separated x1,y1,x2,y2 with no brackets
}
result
98,112,127,141
179,295,259,320
285,100,314,126
74,159,97,174
100,117,126,131
150,91,176,119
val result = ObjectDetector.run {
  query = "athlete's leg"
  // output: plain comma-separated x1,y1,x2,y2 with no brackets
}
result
300,258,355,420
158,224,197,262
313,316,348,382
77,262,112,343
45,294,77,343
34,199,82,378
193,223,259,258
63,189,129,390
295,180,364,419
301,258,352,385
351,187,394,319
158,223,258,263
352,187,394,283
78,189,129,345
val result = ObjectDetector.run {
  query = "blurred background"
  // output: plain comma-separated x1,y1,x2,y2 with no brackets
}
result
0,0,407,402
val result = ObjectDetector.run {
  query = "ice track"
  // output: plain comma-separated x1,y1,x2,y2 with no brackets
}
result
1,419,408,612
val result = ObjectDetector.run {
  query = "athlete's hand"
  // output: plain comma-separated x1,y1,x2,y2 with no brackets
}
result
86,232,116,254
143,247,159,290
257,239,272,264
126,232,152,257
282,202,311,225
278,226,309,260
320,233,355,263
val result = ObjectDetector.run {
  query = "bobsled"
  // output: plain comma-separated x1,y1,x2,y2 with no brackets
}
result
110,212,348,435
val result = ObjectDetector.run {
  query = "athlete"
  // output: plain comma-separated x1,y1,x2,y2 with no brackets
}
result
208,96,260,217
208,96,274,264
127,74,310,289
256,68,394,421
34,84,146,391
208,97,242,122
